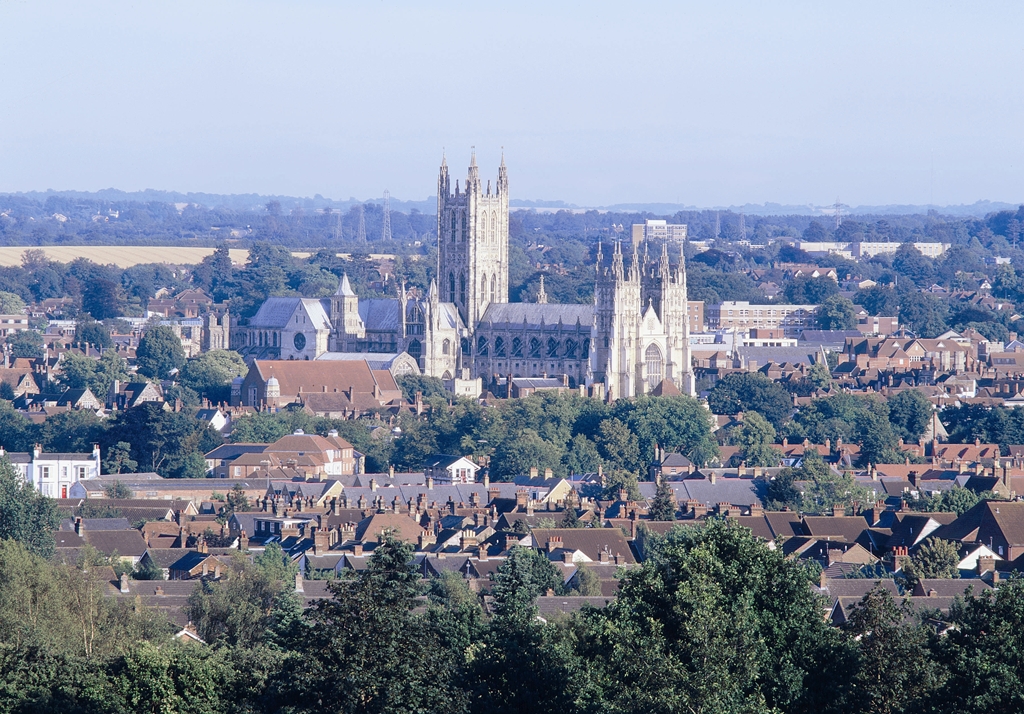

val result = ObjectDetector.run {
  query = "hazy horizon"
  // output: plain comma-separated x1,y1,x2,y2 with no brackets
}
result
2,2,1022,208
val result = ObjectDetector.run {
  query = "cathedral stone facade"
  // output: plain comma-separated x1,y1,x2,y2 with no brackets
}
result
236,153,693,397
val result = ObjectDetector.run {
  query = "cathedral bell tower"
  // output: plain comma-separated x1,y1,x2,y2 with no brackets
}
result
330,273,364,351
437,149,509,329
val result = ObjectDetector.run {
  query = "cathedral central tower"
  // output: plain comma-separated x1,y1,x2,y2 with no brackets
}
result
437,150,509,329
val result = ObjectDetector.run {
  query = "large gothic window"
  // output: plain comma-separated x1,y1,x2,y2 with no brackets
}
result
645,344,664,390
547,338,559,357
477,336,488,356
564,339,578,359
461,211,466,239
481,275,488,304
451,211,456,242
408,340,422,363
461,337,470,356
459,274,466,306
449,273,455,302
512,337,523,357
442,338,450,355
491,210,497,243
529,338,541,358
490,274,496,304
494,336,506,357
583,338,591,358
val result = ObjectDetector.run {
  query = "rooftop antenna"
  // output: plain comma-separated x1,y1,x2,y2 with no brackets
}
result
381,189,392,243
357,204,367,243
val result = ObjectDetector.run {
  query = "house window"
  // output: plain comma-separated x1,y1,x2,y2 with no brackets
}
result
40,467,50,480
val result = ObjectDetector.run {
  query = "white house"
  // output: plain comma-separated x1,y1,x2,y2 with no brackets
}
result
2,444,101,498
423,455,480,485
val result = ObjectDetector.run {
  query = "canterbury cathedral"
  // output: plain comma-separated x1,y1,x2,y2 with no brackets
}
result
235,152,694,398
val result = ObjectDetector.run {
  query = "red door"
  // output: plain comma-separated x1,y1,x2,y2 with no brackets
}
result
61,486,67,499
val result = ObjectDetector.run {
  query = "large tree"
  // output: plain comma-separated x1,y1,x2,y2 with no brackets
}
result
135,325,186,380
282,536,466,714
708,372,793,429
816,294,857,330
575,519,856,713
0,458,62,557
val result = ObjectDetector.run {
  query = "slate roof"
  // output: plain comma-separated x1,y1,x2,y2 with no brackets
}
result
535,595,614,616
531,528,636,564
358,299,401,331
249,297,331,330
736,346,818,366
479,303,593,328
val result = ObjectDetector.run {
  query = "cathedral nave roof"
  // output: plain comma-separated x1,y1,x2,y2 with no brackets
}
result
479,303,592,329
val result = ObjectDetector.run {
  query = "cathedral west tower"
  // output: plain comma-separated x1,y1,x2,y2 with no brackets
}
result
437,150,509,330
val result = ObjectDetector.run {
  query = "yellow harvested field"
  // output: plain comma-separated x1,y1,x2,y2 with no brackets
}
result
0,246,312,267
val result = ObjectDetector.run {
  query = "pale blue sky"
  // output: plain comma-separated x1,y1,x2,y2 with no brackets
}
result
1,1,1021,207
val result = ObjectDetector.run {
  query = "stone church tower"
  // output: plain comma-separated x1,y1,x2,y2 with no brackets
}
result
437,150,509,329
591,240,694,399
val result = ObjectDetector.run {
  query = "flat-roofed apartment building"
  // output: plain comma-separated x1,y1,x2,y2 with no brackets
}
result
631,219,688,244
706,301,818,337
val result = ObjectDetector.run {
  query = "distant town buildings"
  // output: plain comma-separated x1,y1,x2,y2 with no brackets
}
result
631,219,688,245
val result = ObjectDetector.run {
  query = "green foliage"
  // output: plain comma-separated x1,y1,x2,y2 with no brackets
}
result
0,458,61,558
396,373,447,401
178,349,247,403
907,485,982,516
225,483,250,515
559,506,583,528
797,452,874,515
940,403,1024,450
572,562,603,596
0,291,25,314
843,585,941,712
816,294,857,330
580,519,855,713
765,468,802,510
185,553,289,647
900,537,961,586
135,325,186,379
102,403,220,478
708,372,793,429
491,546,561,619
6,329,42,359
807,361,832,389
648,478,677,521
75,318,113,348
887,388,933,442
602,469,641,501
732,411,782,467
282,536,466,714
103,441,138,475
253,542,298,582
931,577,1024,712
784,274,840,303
